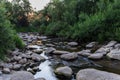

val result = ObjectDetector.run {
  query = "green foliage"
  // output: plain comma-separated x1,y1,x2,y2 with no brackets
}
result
13,34,25,49
38,0,120,42
70,0,120,42
0,2,24,60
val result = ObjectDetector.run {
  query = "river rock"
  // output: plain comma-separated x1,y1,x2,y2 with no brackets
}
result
107,49,120,60
2,63,13,69
95,47,110,54
77,50,91,56
33,49,43,54
10,71,34,80
55,66,73,78
76,68,120,80
86,42,98,49
88,53,104,59
53,50,70,55
13,64,21,70
32,66,40,72
2,68,10,74
68,42,78,47
27,45,39,49
104,41,117,48
45,44,55,47
13,56,22,61
19,58,27,64
45,47,56,54
60,53,78,60
27,68,35,74
12,49,20,56
20,54,28,58
114,43,120,49
26,51,33,55
31,54,45,62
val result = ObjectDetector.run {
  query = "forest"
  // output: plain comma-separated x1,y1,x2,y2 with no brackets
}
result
0,0,120,80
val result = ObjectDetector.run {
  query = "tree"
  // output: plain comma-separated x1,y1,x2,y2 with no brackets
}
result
0,1,24,60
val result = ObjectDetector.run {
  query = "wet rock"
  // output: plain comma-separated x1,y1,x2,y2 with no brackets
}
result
33,49,43,54
19,58,27,64
53,50,70,55
2,68,10,74
76,68,120,80
35,78,46,80
45,47,56,54
104,41,117,48
55,66,73,78
13,64,21,70
86,42,98,49
88,53,104,59
68,42,78,47
10,71,34,80
31,54,45,62
61,53,78,60
77,50,91,56
107,49,120,60
38,36,47,40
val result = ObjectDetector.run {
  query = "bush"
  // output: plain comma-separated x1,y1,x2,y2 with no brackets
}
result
0,2,24,60
45,21,69,37
70,0,120,42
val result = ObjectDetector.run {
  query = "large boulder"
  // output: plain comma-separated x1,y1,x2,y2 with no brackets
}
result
10,71,34,80
76,68,120,80
60,53,78,60
107,49,120,60
55,66,73,78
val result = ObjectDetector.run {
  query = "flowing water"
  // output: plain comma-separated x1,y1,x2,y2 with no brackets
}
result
34,52,58,80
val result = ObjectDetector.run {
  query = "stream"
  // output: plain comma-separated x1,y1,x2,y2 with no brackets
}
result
1,33,120,80
34,52,58,80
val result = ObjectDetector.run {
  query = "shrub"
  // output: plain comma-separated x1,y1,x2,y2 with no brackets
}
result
0,2,24,60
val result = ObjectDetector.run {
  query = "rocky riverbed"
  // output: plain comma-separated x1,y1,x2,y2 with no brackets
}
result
0,32,120,80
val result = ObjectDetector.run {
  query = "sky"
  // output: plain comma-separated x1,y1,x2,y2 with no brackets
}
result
29,0,51,11
8,0,51,11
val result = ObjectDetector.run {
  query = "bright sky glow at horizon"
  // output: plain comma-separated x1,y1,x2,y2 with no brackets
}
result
8,0,51,11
